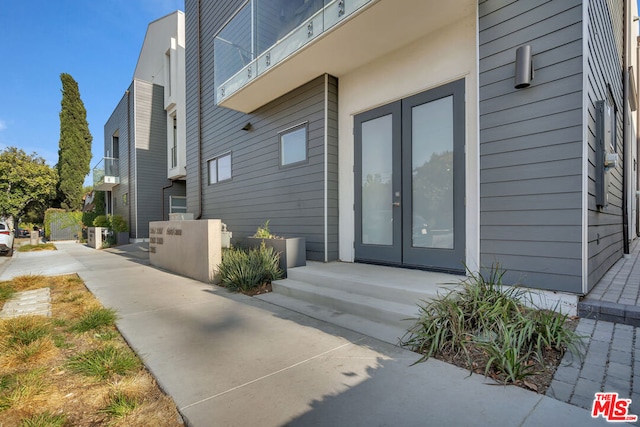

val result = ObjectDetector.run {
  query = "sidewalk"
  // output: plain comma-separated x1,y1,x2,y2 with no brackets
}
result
0,242,621,426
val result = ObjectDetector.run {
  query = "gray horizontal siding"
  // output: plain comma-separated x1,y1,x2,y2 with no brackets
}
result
479,0,584,293
134,81,171,238
198,75,337,261
104,83,134,237
185,0,339,261
586,0,624,290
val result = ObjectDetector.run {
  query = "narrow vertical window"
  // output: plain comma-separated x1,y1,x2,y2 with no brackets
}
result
171,114,178,168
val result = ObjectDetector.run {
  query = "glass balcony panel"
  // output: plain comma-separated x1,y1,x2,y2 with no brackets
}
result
92,157,120,190
214,3,253,90
256,0,326,57
215,0,372,104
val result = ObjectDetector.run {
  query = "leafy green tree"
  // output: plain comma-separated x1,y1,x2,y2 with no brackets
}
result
57,73,93,211
0,147,58,225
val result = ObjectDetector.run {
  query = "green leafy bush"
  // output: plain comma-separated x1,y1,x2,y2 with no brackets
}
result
401,264,584,383
92,215,110,228
253,220,277,239
110,215,128,233
218,243,283,292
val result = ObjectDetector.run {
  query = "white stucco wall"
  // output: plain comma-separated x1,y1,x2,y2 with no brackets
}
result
337,11,479,270
131,11,187,181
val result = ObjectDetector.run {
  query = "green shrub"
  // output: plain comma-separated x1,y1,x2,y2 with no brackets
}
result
218,243,283,292
110,215,128,232
93,215,110,228
401,264,584,383
253,220,277,239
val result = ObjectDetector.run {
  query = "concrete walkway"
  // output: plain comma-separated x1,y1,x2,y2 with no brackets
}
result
0,242,622,426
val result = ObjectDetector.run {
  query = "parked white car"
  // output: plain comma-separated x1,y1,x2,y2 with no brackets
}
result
0,221,14,256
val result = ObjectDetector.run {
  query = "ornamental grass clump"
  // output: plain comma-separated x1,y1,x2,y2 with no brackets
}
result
401,264,584,385
218,243,283,293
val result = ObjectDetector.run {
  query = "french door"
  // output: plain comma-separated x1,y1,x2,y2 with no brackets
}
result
354,80,465,273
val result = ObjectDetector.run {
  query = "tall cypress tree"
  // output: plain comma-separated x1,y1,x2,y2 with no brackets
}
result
57,73,93,211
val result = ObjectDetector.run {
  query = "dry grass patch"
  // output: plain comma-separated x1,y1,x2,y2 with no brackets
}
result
0,274,183,426
17,243,57,252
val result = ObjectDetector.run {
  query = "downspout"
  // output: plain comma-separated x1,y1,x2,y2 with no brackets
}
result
196,0,203,219
637,35,640,237
623,0,630,254
162,181,175,220
127,89,132,238
324,74,329,263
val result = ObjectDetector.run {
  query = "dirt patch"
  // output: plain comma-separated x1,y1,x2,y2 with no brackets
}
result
241,282,273,296
0,274,183,426
426,317,579,394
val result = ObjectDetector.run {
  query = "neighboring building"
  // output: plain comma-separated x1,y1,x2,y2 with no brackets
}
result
184,0,639,300
93,11,187,240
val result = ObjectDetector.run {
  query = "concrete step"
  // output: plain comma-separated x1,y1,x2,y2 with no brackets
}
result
286,261,460,306
255,290,412,346
270,279,420,329
257,262,465,346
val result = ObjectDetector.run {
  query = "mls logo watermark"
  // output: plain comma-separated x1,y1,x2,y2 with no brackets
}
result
592,392,638,422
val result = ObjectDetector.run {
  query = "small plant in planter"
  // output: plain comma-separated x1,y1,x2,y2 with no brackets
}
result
218,243,283,294
110,215,129,246
246,220,306,274
253,220,277,239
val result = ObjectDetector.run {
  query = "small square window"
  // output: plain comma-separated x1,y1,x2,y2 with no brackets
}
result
208,153,232,185
280,124,307,166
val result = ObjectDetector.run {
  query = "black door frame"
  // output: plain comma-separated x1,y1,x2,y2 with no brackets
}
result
354,79,466,273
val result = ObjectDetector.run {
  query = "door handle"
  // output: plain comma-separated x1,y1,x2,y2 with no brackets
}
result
392,202,400,207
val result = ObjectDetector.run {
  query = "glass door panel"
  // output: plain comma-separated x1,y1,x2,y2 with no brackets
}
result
361,114,393,245
411,96,454,249
354,102,402,264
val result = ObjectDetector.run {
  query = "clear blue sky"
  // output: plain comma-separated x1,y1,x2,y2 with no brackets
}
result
0,0,184,186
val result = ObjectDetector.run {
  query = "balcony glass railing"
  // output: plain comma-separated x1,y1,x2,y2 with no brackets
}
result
214,0,371,104
93,157,120,188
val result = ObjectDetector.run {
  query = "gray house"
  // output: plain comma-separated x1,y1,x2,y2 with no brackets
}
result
94,11,187,240
183,0,639,304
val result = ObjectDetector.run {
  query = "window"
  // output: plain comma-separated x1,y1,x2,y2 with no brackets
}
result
279,124,307,166
170,114,178,168
170,196,187,214
112,135,119,159
208,153,232,184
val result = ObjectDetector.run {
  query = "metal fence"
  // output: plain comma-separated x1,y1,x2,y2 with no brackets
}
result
45,210,82,241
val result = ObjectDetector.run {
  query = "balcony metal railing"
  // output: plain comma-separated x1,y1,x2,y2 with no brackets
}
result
92,157,120,190
214,0,371,104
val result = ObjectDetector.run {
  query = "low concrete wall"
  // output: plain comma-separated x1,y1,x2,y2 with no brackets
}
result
87,227,105,249
148,220,221,283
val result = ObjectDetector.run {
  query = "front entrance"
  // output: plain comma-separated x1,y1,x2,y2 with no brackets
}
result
354,80,465,272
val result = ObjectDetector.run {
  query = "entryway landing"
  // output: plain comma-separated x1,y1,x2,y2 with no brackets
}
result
255,261,464,346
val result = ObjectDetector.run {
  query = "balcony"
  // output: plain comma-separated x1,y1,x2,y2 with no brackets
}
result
93,157,120,191
215,0,472,113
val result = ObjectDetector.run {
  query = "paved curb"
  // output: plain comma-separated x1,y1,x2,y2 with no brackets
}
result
0,287,51,319
579,301,640,326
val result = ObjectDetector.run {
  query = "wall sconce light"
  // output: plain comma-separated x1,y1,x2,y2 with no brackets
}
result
514,45,534,89
241,122,252,131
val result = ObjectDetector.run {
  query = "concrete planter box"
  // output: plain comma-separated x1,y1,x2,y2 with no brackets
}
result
116,232,129,246
246,237,306,274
